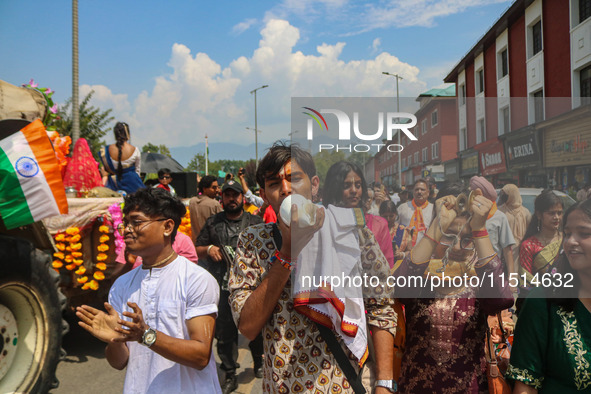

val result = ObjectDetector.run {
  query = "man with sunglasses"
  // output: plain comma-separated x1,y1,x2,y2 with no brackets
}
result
154,167,177,196
76,188,221,393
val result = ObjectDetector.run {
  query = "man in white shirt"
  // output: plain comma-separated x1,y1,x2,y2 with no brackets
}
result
76,188,221,394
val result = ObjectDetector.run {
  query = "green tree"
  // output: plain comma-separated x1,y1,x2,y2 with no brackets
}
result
158,145,171,157
186,153,205,173
142,143,159,153
54,90,114,160
313,150,347,186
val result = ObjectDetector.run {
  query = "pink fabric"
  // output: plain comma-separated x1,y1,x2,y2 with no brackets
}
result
365,214,394,268
116,232,198,269
63,138,103,194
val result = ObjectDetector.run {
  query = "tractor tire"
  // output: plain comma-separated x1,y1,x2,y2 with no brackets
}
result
0,235,68,394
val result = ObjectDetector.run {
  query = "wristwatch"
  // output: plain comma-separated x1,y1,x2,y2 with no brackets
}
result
375,379,397,393
141,327,157,347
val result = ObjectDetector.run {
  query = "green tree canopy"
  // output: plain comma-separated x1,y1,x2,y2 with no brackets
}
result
141,143,171,157
54,90,114,160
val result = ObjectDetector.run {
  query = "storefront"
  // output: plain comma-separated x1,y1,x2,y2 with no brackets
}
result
541,106,591,190
476,138,507,187
443,158,460,182
459,150,479,181
502,127,543,187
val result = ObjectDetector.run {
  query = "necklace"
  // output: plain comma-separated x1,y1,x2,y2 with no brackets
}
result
142,250,176,269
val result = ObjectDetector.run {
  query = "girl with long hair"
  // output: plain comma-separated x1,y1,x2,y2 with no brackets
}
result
98,122,145,195
517,191,564,307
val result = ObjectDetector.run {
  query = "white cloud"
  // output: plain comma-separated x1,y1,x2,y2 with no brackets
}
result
371,38,381,54
90,19,429,148
232,18,257,35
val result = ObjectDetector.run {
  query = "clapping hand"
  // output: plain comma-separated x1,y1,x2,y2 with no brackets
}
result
77,302,125,343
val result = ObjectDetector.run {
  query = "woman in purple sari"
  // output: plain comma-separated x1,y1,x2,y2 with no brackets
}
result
397,185,513,393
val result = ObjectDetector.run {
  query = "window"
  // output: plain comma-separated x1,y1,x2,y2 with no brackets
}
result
421,119,427,135
459,84,466,106
476,69,484,94
500,106,510,135
532,20,542,56
431,142,439,159
498,49,508,79
477,119,486,144
460,128,467,151
581,65,591,105
533,90,544,122
581,0,591,23
422,147,428,162
431,110,438,127
414,152,419,165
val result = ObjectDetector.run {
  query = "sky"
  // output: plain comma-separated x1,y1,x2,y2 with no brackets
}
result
1,0,512,153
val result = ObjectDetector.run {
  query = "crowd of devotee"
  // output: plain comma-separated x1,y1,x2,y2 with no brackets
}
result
62,123,591,393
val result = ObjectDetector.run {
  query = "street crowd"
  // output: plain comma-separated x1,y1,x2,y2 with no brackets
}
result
75,123,591,393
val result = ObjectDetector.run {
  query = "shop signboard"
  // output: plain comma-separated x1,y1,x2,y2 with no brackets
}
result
478,140,507,176
460,151,479,177
504,133,541,169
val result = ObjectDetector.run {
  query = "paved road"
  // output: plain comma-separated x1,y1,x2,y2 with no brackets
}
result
50,316,263,393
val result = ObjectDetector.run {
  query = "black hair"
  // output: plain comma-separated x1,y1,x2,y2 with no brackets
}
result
437,182,469,200
379,200,398,216
413,178,429,189
158,168,171,179
256,141,316,189
113,122,130,181
521,190,564,246
198,175,218,193
550,199,591,309
322,161,368,209
122,188,186,242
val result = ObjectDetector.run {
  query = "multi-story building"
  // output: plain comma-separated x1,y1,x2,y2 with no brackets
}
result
374,85,458,188
444,0,591,188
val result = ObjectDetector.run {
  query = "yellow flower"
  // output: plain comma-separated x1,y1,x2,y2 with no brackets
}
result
64,255,73,263
52,260,63,269
72,251,83,258
96,253,108,261
75,267,86,275
73,259,84,266
70,243,82,251
89,280,99,290
77,276,88,284
96,262,107,271
99,225,110,233
99,234,110,243
70,234,81,243
55,233,66,242
65,245,72,252
81,282,91,290
66,227,80,235
97,244,109,252
93,271,105,281
65,263,76,271
55,243,66,251
53,252,65,260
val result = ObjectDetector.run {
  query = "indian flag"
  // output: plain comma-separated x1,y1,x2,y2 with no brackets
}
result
0,119,68,229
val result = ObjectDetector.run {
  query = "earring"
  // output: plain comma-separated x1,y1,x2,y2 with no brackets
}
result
164,232,170,237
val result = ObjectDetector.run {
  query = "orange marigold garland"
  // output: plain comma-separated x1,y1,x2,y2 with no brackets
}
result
178,207,192,239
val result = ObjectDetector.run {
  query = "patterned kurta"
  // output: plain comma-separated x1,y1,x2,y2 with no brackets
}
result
229,222,397,393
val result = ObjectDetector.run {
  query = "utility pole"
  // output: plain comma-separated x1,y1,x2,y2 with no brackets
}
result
250,85,268,162
72,0,80,144
382,72,403,187
205,134,209,175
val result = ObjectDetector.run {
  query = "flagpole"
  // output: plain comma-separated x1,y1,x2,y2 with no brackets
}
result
205,134,209,175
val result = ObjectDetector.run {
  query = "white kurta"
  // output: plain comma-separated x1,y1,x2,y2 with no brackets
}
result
109,256,221,394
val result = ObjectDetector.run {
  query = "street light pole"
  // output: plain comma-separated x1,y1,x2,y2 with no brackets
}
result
250,85,268,163
382,71,403,187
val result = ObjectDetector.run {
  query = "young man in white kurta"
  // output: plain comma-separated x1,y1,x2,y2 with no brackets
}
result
109,256,220,394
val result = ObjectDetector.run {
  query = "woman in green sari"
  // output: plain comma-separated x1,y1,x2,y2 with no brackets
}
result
508,199,591,393
517,191,564,311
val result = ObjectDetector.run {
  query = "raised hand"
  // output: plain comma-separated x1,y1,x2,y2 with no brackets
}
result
435,195,458,234
77,302,125,343
469,188,493,231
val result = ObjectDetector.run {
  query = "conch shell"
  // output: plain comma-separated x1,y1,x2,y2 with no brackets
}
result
279,194,317,228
